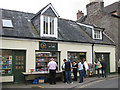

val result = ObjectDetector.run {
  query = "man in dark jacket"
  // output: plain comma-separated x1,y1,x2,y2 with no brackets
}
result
63,59,73,84
101,59,107,78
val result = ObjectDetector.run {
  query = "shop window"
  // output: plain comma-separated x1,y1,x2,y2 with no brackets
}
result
0,50,12,75
68,52,86,63
35,52,59,72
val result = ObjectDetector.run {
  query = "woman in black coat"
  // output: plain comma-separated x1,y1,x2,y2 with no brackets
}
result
72,61,78,81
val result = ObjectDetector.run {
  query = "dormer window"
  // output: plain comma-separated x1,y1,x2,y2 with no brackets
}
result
41,16,57,38
94,30,101,39
38,3,59,38
93,29,102,40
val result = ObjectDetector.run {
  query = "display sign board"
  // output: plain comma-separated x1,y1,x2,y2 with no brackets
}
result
39,42,58,51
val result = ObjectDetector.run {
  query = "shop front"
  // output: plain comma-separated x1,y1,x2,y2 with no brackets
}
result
35,42,60,72
1,49,26,83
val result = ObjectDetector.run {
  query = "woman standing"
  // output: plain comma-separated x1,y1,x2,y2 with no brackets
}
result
78,60,84,83
83,58,88,81
95,59,102,78
72,61,78,81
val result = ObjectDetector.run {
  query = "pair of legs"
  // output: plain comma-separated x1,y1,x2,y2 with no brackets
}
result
49,69,56,84
63,71,66,83
79,70,83,83
97,68,100,78
83,69,87,80
65,71,72,83
102,68,107,78
73,70,77,81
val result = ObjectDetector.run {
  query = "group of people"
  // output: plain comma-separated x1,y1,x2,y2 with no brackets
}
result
95,59,107,78
62,58,88,84
47,57,107,85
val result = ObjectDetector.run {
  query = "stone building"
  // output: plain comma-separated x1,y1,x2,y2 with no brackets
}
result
0,3,116,83
77,0,120,70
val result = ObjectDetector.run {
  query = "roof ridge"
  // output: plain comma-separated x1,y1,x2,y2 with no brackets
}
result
1,8,35,15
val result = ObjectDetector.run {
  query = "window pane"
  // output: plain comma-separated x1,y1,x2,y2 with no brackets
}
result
50,18,54,35
94,30,101,39
43,17,46,34
2,19,13,28
43,16,48,34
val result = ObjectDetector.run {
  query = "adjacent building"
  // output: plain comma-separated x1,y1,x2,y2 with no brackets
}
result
0,3,116,83
77,0,120,70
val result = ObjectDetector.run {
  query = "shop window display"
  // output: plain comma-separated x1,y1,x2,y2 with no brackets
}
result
36,52,58,72
0,50,12,75
68,52,86,63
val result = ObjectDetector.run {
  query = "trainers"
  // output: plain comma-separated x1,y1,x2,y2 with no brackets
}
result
70,82,73,84
66,82,68,84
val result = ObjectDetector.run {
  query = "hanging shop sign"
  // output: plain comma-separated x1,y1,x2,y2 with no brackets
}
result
39,42,58,51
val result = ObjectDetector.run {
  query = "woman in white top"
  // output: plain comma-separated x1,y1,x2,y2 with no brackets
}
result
78,60,84,83
95,59,101,78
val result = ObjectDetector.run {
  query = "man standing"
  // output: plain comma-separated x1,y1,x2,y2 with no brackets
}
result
83,58,88,80
63,59,73,84
101,59,107,78
47,58,58,85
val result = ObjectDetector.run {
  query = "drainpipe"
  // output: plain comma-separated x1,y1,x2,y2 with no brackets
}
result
92,43,94,64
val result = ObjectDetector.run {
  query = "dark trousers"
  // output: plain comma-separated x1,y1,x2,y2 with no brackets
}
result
63,71,66,82
83,69,87,78
49,69,56,84
97,68,100,78
65,71,72,83
102,68,107,78
73,70,77,81
79,70,83,83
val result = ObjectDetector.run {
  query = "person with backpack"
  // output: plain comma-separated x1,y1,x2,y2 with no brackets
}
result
62,59,73,84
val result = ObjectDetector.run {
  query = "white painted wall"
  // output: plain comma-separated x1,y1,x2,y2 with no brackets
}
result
1,38,116,82
94,44,116,72
1,38,39,82
58,42,92,69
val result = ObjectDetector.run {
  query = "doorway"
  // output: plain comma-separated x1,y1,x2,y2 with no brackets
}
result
95,53,110,74
12,50,26,83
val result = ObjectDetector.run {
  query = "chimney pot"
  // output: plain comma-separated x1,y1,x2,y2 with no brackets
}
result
77,10,84,20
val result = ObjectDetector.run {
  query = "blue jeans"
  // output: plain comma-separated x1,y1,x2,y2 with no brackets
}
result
65,71,72,83
79,70,83,82
83,69,87,78
102,69,107,78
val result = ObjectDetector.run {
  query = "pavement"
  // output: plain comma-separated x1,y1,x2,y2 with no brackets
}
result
2,74,119,88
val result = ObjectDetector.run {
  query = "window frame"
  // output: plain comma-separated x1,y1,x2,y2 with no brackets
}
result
2,19,13,28
40,15,58,38
93,29,102,40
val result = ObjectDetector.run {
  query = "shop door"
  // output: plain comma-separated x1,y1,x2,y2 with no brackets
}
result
12,51,26,83
104,54,110,74
95,53,110,74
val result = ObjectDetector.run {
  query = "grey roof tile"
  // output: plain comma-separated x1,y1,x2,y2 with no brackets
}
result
0,8,115,45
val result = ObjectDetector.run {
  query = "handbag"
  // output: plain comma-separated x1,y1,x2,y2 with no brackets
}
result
98,63,102,68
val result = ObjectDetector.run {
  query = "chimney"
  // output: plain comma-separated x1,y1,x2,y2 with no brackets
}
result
77,10,84,20
86,0,104,16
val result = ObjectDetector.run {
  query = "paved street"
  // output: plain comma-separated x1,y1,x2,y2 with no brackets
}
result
2,74,119,89
77,77,119,88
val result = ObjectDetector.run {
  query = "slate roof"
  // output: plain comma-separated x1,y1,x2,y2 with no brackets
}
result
104,2,119,14
0,8,115,45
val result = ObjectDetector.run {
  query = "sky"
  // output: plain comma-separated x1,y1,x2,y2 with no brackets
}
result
0,0,119,21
